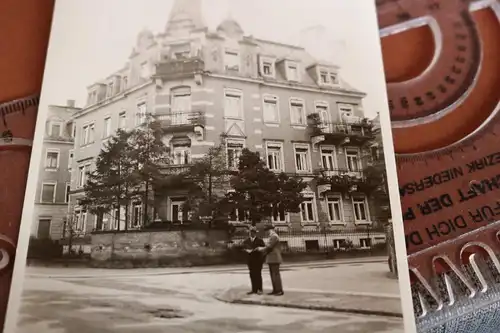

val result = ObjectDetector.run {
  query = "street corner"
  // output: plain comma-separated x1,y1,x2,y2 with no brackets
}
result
215,287,404,318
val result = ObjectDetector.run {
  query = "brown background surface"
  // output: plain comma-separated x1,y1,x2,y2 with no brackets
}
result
0,0,55,330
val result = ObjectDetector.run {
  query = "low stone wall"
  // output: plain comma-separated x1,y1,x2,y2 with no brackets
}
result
91,229,230,268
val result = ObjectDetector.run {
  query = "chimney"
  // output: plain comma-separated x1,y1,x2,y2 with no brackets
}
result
67,99,76,108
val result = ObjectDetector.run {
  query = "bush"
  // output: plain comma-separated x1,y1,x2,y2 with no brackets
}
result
27,238,63,260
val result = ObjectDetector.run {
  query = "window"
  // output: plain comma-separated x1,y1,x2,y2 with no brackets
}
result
262,61,274,76
294,144,310,172
271,204,287,224
68,150,74,170
45,150,59,170
330,73,338,84
71,123,76,138
122,76,128,90
371,145,381,162
287,62,299,81
333,239,346,249
224,50,240,71
170,198,189,222
95,212,104,231
259,55,276,78
300,196,315,223
49,121,62,137
106,82,114,98
224,90,242,118
136,102,147,125
318,68,338,85
118,112,127,129
338,104,354,119
326,197,342,223
345,149,360,172
74,208,87,231
353,197,369,222
81,123,95,145
65,183,71,203
37,219,51,239
112,207,120,230
315,103,330,124
321,147,336,171
41,183,56,203
171,87,192,124
227,141,244,169
132,202,143,228
290,99,305,125
263,95,279,123
360,238,372,248
305,240,320,252
78,164,91,188
266,142,283,172
320,71,329,84
103,117,111,138
172,146,191,165
230,207,248,223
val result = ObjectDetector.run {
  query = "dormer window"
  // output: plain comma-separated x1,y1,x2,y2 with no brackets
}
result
263,62,272,75
286,61,300,81
318,67,339,86
224,49,240,72
330,73,338,84
320,71,329,84
87,90,97,105
106,82,114,98
259,56,276,78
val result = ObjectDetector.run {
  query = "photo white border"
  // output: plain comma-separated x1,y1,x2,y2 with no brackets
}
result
368,0,416,328
3,1,418,333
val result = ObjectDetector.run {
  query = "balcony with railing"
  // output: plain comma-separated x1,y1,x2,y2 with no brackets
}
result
307,113,374,145
155,111,206,133
315,168,381,193
154,57,205,80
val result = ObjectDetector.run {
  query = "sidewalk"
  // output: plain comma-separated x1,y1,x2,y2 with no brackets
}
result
216,287,403,318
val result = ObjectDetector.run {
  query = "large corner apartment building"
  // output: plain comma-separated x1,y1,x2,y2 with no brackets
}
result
67,0,384,238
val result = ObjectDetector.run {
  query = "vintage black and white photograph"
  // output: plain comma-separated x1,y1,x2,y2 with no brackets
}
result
7,0,406,332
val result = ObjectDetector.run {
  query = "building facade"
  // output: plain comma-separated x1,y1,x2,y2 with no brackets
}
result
32,101,79,240
68,0,388,248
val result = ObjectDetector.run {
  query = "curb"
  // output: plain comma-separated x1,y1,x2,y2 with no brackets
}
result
214,294,403,319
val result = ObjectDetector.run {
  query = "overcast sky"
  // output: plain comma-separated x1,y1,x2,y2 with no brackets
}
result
41,0,387,118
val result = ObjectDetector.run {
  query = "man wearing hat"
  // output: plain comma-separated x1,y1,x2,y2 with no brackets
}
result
260,225,284,296
241,226,266,294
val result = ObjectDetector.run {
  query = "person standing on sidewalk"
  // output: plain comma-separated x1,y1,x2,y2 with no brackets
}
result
241,226,266,295
260,225,284,296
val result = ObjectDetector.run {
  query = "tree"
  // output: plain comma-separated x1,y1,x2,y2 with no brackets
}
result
180,144,231,224
222,148,307,225
80,129,137,230
81,120,170,230
128,120,170,225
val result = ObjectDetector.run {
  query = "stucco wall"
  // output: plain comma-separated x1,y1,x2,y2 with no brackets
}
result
91,229,229,267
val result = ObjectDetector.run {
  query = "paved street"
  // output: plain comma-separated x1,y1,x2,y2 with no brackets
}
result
16,258,404,333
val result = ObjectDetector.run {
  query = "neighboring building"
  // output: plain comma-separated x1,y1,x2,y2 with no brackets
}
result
68,0,388,249
31,100,80,240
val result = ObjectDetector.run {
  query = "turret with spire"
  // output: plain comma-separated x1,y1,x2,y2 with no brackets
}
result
165,0,206,36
